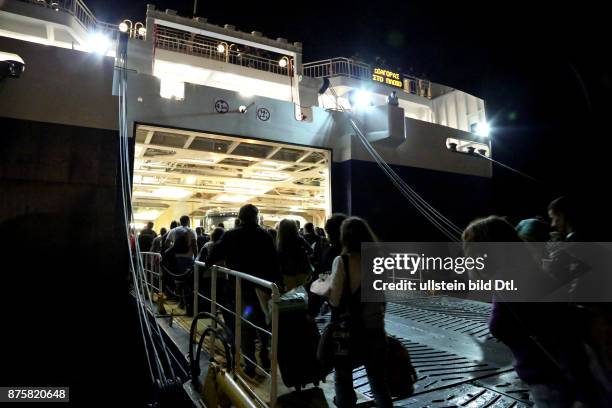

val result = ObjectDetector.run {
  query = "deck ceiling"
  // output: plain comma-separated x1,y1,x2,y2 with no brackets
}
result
132,125,330,222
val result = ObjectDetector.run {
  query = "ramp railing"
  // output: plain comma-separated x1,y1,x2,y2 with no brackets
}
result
193,261,281,407
140,252,163,302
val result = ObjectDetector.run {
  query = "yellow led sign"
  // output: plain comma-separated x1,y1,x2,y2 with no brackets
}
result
372,68,403,88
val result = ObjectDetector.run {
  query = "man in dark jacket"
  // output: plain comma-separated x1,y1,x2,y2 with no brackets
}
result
137,221,157,252
207,204,280,378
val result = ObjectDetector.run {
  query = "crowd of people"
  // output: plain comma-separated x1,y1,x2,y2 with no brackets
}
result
134,197,610,408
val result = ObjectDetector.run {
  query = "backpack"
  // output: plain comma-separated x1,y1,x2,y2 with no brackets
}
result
173,228,191,254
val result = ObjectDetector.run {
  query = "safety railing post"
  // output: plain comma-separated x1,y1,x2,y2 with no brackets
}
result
211,267,217,329
234,276,242,372
193,261,200,317
269,283,280,408
158,256,163,295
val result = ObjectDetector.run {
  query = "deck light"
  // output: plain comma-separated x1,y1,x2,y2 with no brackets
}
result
137,27,147,37
217,43,226,53
88,32,111,55
119,22,129,32
474,122,491,137
278,57,288,68
351,90,374,108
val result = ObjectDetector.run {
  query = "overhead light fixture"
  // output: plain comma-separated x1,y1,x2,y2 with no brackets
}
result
185,175,197,184
350,89,374,109
217,43,226,53
250,171,289,180
137,27,147,37
215,194,253,203
159,77,185,100
278,57,288,68
134,187,191,199
474,122,491,137
134,210,163,220
179,158,216,165
88,32,111,55
119,22,129,33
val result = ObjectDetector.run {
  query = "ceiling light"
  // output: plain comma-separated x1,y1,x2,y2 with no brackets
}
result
474,122,491,137
134,210,163,220
350,89,374,108
185,175,197,184
215,194,253,203
88,32,111,55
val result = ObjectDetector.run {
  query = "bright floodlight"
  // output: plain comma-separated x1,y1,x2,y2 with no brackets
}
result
119,22,129,33
137,27,147,37
88,32,110,55
278,58,288,68
475,122,491,137
353,90,373,108
217,43,226,53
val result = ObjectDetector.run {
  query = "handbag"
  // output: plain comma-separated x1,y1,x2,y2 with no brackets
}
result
386,335,417,398
317,255,363,372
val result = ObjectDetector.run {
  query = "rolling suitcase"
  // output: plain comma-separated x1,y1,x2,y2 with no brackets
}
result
276,287,327,390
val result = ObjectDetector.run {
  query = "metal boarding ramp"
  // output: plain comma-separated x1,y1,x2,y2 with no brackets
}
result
139,252,534,407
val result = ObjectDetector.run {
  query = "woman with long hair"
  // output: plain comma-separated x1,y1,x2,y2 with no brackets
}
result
325,217,392,408
277,219,313,291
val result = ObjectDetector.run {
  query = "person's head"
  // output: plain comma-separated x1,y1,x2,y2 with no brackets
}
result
146,221,154,230
295,220,301,229
516,218,550,242
325,213,347,246
210,227,224,242
340,217,377,255
218,222,225,229
548,196,578,237
463,216,522,243
462,216,521,258
170,220,178,230
267,228,277,242
159,227,167,236
195,226,203,236
238,204,259,225
234,218,241,228
179,215,190,227
304,222,315,235
277,218,299,250
316,227,326,237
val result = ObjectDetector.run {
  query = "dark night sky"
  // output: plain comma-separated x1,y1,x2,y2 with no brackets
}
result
89,0,611,218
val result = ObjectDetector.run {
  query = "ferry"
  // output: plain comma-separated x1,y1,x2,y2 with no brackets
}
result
0,1,535,407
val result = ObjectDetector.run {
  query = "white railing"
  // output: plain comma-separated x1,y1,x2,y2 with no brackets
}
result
194,261,281,407
303,57,371,80
141,252,163,295
154,25,292,77
20,0,118,35
304,57,433,98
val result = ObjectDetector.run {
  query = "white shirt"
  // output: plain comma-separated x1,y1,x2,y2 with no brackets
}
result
329,254,362,307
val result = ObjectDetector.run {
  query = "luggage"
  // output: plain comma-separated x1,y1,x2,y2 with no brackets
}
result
276,287,327,390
